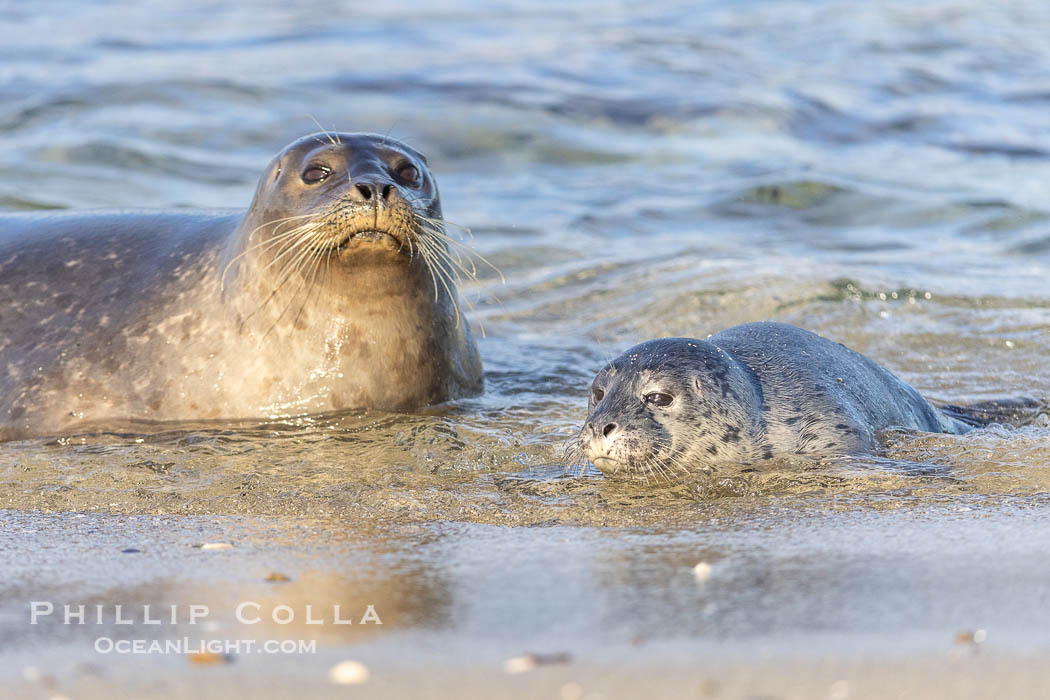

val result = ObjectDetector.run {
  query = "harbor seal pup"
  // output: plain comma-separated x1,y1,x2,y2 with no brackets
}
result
0,132,482,440
578,322,971,478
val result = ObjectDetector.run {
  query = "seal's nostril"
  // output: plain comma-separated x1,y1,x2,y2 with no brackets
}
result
603,423,617,437
354,183,373,200
381,184,394,200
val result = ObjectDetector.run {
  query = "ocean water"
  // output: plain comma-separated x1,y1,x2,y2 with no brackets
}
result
2,0,1050,689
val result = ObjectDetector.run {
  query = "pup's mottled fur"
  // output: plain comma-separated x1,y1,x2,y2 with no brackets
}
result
580,322,967,478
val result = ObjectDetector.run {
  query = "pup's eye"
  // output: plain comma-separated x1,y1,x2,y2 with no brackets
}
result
302,166,330,184
644,392,673,407
592,388,605,402
396,164,420,183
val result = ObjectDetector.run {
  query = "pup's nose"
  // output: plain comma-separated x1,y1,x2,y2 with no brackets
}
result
587,420,619,441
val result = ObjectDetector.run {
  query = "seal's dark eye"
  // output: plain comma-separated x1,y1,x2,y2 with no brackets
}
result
302,166,330,184
592,388,605,402
644,392,673,407
396,164,419,183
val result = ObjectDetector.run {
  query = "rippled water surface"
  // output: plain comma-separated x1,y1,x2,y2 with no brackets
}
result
2,1,1050,692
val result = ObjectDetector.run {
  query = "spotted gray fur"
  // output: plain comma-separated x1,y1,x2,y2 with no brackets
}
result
0,133,482,440
578,322,969,478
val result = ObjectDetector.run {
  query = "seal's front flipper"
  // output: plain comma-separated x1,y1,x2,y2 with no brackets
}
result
938,397,1049,428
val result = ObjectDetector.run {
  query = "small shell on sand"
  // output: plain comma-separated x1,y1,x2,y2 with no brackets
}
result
503,655,537,674
503,652,572,674
560,682,585,700
264,572,291,582
693,561,713,582
955,629,988,645
198,543,234,551
188,651,230,666
328,660,370,685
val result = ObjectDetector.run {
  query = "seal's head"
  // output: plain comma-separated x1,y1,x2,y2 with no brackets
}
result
579,338,765,479
216,131,484,411
226,132,462,306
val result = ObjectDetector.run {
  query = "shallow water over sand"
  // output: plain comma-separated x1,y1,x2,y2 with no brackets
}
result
2,0,1050,696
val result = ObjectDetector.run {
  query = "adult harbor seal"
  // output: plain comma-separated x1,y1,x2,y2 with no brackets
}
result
578,322,971,478
0,132,483,440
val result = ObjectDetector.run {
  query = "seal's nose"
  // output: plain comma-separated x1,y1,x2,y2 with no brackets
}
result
349,181,395,203
602,422,617,437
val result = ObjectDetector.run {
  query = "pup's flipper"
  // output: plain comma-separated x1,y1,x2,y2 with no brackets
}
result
938,397,1048,428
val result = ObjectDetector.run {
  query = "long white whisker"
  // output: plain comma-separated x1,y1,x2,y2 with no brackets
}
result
221,213,330,290
306,115,338,146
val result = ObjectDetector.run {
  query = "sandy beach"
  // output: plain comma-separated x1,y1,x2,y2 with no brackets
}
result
4,497,1050,698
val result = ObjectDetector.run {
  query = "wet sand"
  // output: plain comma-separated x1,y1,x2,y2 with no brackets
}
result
4,497,1050,698
8,654,1050,700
